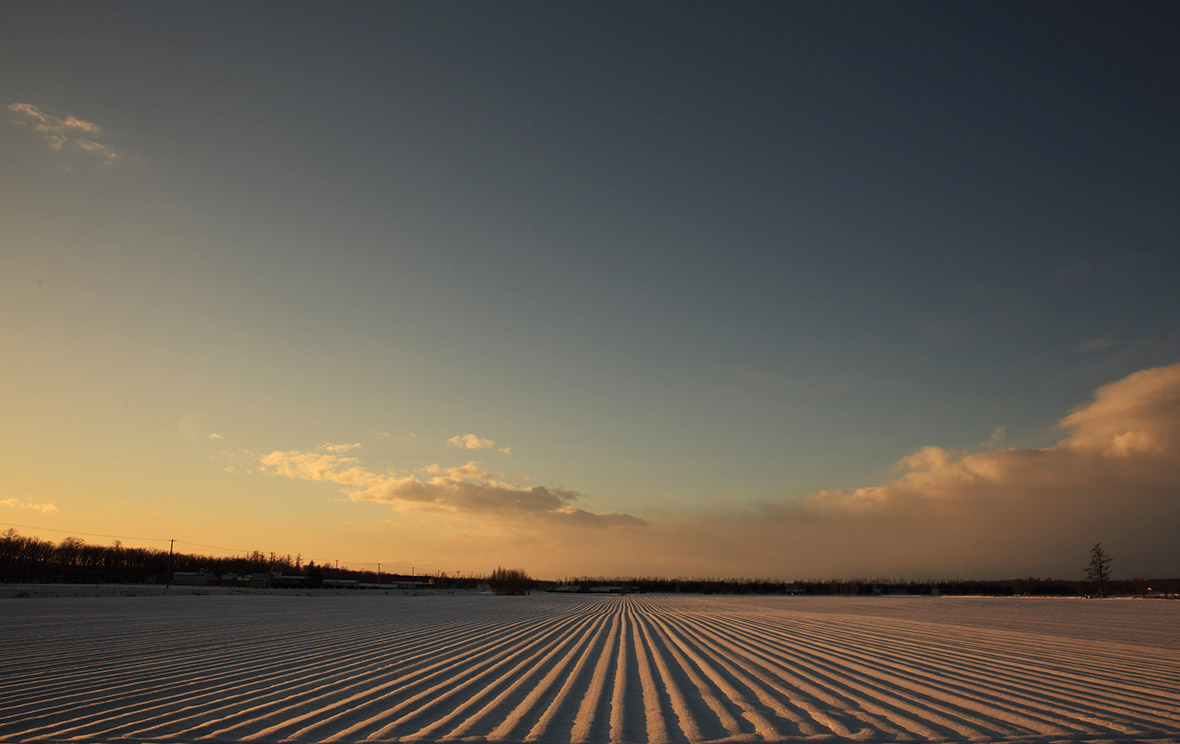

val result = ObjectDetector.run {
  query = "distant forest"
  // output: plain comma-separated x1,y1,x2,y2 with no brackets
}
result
2,530,1176,597
0,529,483,589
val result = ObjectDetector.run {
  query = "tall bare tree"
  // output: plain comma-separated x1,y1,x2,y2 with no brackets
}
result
1086,542,1112,597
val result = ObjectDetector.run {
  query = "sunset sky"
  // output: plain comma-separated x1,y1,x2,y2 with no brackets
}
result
3,2,1179,580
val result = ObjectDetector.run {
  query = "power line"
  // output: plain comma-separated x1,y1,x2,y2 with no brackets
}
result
2,521,267,556
0,520,167,543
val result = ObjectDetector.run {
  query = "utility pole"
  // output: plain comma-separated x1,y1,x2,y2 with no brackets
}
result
166,538,175,587
377,562,381,586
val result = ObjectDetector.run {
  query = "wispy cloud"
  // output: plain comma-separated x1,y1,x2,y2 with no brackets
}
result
1,498,58,513
446,433,512,453
979,426,1006,449
318,442,361,453
1075,337,1116,353
7,102,132,166
377,431,418,443
257,450,642,528
208,433,224,440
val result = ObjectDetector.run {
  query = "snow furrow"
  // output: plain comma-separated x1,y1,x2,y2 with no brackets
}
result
718,609,1180,729
0,594,1177,744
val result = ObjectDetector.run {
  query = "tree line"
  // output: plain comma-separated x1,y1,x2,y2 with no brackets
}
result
1,529,295,584
3,530,1174,596
548,574,1175,596
0,530,480,589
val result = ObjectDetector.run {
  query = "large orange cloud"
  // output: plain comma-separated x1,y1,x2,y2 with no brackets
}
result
628,362,1180,579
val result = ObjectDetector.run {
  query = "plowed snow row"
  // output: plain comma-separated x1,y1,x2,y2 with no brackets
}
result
1,594,1177,744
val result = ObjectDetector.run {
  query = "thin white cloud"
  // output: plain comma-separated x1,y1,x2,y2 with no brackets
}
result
1,498,58,513
208,433,224,440
7,102,131,165
447,433,496,450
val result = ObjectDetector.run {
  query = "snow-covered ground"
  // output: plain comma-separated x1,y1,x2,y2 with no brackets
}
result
1,593,1177,744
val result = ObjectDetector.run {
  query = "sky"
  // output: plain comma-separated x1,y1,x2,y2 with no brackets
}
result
3,1,1179,580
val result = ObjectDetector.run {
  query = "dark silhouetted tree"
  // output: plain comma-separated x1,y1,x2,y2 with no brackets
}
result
488,567,533,595
1086,542,1112,597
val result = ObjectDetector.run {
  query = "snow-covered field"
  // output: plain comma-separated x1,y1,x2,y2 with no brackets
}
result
1,593,1177,744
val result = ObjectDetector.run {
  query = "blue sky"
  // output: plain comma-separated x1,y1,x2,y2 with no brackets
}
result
3,2,1179,578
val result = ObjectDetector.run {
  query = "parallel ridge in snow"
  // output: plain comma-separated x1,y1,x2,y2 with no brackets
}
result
1,594,1178,744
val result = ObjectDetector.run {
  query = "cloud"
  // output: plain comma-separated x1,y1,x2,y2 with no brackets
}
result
1055,364,1180,456
980,426,1006,449
377,431,418,442
250,364,1180,579
208,433,224,440
318,442,361,453
7,102,131,165
893,445,961,472
257,449,643,528
259,450,368,484
637,362,1180,579
1,498,58,513
447,433,497,450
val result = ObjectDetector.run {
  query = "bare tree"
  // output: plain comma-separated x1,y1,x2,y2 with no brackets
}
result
1086,542,1112,597
488,567,533,595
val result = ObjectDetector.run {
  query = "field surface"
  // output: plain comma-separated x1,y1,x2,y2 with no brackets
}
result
1,593,1178,744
